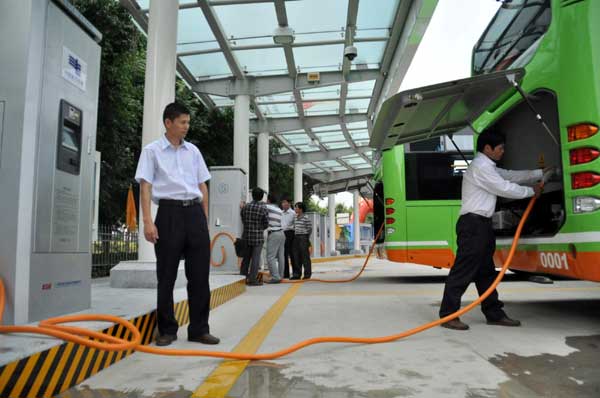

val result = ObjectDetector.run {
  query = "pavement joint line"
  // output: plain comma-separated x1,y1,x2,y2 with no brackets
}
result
191,283,302,398
296,286,600,297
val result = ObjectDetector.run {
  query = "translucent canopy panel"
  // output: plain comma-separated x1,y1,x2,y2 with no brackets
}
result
348,80,376,98
256,92,295,103
352,42,387,67
350,130,370,140
304,100,339,116
294,44,345,72
315,131,346,143
210,95,234,107
286,0,348,34
234,48,288,76
281,133,310,145
214,2,278,40
346,120,368,130
312,124,341,133
258,103,298,118
301,85,341,100
353,163,373,170
182,53,231,79
294,145,320,153
345,98,371,114
357,0,399,30
177,9,216,49
324,142,350,150
331,166,349,171
355,139,370,146
314,160,341,168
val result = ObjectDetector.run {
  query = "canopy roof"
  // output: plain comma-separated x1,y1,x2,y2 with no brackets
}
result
121,0,438,183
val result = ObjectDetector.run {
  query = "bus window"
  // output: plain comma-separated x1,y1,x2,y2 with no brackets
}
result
473,0,551,75
405,152,474,201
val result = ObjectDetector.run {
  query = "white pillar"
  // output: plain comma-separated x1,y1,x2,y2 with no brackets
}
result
353,190,362,254
138,0,179,262
257,130,269,194
328,193,337,256
234,95,250,197
294,161,303,204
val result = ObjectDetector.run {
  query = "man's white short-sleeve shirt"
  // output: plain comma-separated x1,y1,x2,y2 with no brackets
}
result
135,135,211,204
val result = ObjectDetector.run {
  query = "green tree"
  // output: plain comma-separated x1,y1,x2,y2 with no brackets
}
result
72,0,146,226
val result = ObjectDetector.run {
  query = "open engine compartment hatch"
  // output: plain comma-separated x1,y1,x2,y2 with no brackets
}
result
370,68,525,151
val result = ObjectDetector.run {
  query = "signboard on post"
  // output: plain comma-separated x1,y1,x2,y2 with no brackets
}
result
336,212,350,225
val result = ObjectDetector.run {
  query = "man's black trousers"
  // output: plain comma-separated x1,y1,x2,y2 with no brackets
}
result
292,234,311,278
154,203,211,338
439,213,506,321
283,230,295,278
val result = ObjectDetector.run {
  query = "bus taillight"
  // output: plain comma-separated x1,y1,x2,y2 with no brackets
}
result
385,198,395,205
386,208,395,215
570,148,600,165
571,172,600,189
568,124,599,142
385,218,395,224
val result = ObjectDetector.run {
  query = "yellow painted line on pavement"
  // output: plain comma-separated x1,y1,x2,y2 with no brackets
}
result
192,283,301,398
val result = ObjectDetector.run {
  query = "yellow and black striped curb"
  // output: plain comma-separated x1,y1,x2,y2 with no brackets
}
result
0,279,245,398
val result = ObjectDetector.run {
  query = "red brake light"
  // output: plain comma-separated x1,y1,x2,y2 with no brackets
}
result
385,198,395,205
386,208,395,215
385,218,395,224
568,124,598,142
570,148,600,165
572,172,600,189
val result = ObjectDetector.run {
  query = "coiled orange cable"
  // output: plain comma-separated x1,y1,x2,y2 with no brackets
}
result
0,195,536,360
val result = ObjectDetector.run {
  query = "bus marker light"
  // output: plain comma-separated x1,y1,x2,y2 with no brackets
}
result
385,218,395,225
569,148,600,165
568,123,598,142
573,196,600,213
386,208,395,215
385,198,395,205
571,172,600,189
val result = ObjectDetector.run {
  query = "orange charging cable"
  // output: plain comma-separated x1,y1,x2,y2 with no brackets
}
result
0,194,537,360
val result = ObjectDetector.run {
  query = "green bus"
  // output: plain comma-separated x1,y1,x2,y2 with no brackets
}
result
370,0,600,282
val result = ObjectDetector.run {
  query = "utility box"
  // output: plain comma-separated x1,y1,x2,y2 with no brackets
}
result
319,215,331,257
305,212,321,258
0,0,101,324
208,167,247,273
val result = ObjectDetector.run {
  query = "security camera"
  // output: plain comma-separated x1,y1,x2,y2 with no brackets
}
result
344,45,358,61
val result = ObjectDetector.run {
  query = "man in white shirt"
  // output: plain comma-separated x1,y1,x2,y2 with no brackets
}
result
135,102,219,346
440,130,543,331
280,199,296,278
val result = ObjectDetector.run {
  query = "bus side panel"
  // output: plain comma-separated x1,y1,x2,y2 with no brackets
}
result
495,247,600,282
406,205,456,268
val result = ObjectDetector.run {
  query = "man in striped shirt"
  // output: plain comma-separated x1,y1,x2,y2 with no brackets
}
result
292,202,312,280
265,194,285,283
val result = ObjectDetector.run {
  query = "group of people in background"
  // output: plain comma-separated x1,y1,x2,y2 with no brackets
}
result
240,187,312,286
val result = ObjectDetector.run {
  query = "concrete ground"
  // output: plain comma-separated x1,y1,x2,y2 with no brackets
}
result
58,258,600,398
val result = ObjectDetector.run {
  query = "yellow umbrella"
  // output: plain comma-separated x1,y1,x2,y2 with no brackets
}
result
126,185,137,230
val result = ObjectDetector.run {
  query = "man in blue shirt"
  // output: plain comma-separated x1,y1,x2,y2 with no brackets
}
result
135,102,219,346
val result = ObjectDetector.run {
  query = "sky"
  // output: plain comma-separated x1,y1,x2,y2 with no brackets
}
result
315,0,501,209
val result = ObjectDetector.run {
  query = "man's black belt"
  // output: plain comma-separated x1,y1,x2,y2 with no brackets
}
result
268,229,282,234
159,198,201,207
463,212,492,221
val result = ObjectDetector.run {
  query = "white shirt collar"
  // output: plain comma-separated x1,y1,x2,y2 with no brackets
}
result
160,134,189,150
475,152,495,166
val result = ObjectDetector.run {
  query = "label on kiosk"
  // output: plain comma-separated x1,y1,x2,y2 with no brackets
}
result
57,99,82,175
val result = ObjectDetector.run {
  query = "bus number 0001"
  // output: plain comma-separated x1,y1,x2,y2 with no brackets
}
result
539,252,569,270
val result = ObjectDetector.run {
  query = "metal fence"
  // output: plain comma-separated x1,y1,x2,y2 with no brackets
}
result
92,225,138,278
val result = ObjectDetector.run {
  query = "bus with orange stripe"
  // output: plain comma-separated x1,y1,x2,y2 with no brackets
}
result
370,0,600,282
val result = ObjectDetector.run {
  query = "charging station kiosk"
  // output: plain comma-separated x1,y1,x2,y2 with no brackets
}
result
0,0,101,324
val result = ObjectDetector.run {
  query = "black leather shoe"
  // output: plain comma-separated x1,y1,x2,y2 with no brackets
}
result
246,280,263,286
155,334,177,346
302,275,311,280
440,318,470,331
487,316,521,327
188,333,220,345
289,276,301,280
266,279,281,284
